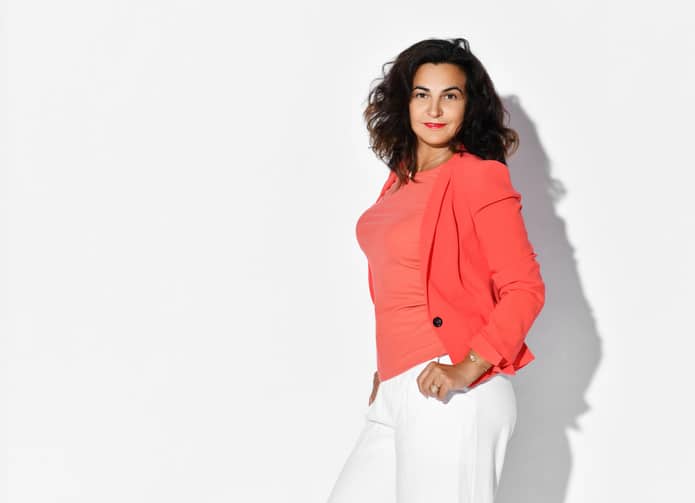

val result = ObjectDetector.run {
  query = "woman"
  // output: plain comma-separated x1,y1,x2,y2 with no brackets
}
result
327,38,545,503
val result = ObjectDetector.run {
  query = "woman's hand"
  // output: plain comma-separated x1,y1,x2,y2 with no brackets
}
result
368,371,380,406
416,359,483,401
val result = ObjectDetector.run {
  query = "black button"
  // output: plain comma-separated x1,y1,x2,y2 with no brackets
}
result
432,316,443,327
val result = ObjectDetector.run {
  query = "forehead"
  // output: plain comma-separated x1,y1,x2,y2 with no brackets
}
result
412,63,466,87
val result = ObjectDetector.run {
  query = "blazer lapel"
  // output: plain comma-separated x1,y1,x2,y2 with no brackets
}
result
419,162,453,306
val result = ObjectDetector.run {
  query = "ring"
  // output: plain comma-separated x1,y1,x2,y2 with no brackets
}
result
430,383,440,394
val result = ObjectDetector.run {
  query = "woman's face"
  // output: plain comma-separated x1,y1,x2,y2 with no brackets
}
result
408,63,467,149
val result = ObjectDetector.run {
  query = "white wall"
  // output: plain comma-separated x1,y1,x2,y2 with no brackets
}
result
3,1,694,501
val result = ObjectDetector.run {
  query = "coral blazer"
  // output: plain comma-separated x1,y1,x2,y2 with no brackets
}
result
367,150,545,387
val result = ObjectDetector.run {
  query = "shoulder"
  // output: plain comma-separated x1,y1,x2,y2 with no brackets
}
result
454,153,512,186
452,154,521,212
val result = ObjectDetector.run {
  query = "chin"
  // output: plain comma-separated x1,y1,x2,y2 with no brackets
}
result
415,128,451,140
418,133,454,146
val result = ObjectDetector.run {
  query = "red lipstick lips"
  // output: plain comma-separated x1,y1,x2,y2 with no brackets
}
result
424,122,446,129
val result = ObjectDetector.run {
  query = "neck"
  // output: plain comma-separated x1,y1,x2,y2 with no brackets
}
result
416,147,454,172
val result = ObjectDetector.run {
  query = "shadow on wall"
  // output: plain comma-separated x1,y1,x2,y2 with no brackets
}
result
495,96,602,503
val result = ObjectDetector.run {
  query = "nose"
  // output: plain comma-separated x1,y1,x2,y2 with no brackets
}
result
427,98,443,118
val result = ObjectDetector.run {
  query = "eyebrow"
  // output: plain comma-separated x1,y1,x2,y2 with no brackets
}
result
413,85,465,94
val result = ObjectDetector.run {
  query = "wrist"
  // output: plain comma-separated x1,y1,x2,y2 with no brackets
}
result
453,358,488,390
466,349,492,372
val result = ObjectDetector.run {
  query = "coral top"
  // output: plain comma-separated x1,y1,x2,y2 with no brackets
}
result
356,166,448,381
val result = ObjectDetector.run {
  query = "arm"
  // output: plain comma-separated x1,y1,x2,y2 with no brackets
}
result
464,161,546,368
452,348,494,388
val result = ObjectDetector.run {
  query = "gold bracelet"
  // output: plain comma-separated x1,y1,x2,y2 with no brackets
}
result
468,351,492,371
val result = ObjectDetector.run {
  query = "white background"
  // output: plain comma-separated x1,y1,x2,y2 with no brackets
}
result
3,1,694,502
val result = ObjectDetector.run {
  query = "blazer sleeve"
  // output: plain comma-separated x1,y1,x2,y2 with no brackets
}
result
463,160,545,368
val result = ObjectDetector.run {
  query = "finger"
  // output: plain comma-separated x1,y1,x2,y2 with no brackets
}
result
416,362,435,395
426,363,445,398
424,364,444,396
426,368,448,401
415,366,426,394
427,381,437,399
425,379,439,399
436,370,459,400
437,381,449,401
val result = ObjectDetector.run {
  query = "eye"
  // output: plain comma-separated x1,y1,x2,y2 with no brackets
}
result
413,92,428,99
444,93,459,100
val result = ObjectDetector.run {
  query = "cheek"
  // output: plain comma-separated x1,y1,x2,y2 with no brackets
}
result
409,105,423,127
448,108,465,128
448,103,465,118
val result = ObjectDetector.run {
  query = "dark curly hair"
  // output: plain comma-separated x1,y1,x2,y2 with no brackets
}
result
363,37,519,184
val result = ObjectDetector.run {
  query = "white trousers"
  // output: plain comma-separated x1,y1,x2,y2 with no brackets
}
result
326,354,517,503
